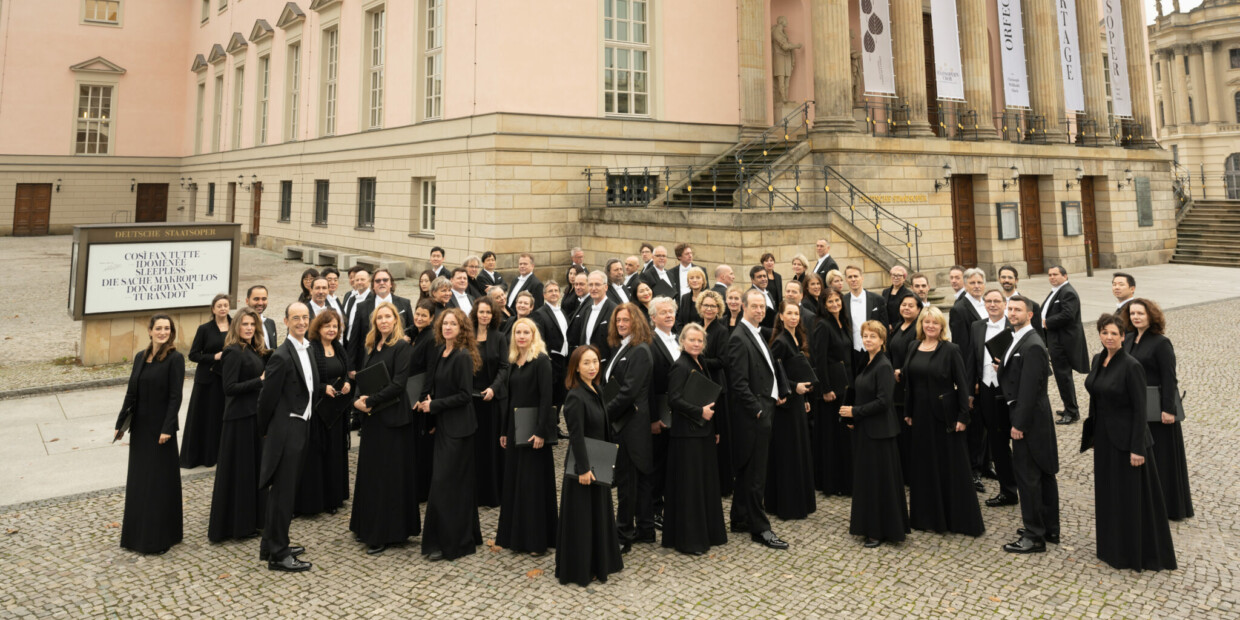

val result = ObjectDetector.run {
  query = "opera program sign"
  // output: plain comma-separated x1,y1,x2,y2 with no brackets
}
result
84,241,233,314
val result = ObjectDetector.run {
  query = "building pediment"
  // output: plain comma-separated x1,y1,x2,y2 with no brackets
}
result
190,54,208,73
207,44,227,64
276,2,306,28
226,32,248,55
249,19,274,43
70,56,126,75
309,0,342,10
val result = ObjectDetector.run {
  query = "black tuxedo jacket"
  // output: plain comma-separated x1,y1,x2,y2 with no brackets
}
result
812,255,839,280
845,290,886,342
603,340,653,472
667,263,707,294
999,329,1058,473
1042,283,1089,373
257,339,320,487
261,316,279,351
649,332,677,421
507,273,545,312
606,283,633,306
640,265,679,299
964,317,1009,392
478,270,506,292
429,265,449,280
568,298,616,366
532,304,568,358
710,282,729,297
347,294,413,371
727,322,776,464
561,293,586,319
950,294,984,355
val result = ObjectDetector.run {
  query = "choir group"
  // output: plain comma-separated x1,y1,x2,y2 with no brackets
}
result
113,241,1189,585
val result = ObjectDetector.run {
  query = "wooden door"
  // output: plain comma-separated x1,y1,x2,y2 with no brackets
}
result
227,182,237,223
250,182,262,245
950,175,977,267
13,184,52,236
1019,176,1044,276
1080,176,1100,268
923,14,940,137
135,184,168,223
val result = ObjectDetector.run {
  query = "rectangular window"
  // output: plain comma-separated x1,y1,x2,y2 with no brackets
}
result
1155,62,1161,82
84,0,120,24
212,75,224,152
1183,55,1190,75
257,56,270,145
321,28,339,136
1102,54,1113,117
75,85,113,155
1231,48,1240,69
603,0,649,116
195,82,205,154
207,182,216,216
232,66,245,149
365,7,386,129
314,180,329,225
279,180,293,222
418,179,437,233
357,177,377,228
218,0,227,11
424,0,443,120
286,43,301,141
201,0,209,23
1189,97,1195,124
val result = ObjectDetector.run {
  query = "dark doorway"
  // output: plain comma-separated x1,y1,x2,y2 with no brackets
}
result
1019,176,1044,276
1080,176,1100,268
135,183,168,223
950,175,977,267
250,181,262,246
13,183,52,236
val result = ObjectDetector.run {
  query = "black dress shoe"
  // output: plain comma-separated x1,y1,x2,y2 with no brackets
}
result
979,466,999,481
633,531,657,544
366,544,386,556
973,475,986,493
985,493,1019,507
1055,413,1079,425
751,531,789,550
682,549,705,556
652,514,664,531
426,550,444,561
730,523,751,534
1002,536,1046,554
260,546,305,561
268,555,312,572
557,429,570,440
863,538,881,548
620,541,633,555
1017,528,1059,544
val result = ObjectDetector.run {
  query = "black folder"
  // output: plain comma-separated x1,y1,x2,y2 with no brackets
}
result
404,372,427,406
1080,416,1095,453
514,407,558,446
1144,386,1185,423
653,394,672,428
113,406,133,443
784,354,818,384
318,376,348,428
680,371,722,427
775,359,792,399
356,362,396,415
651,279,677,300
825,360,850,394
564,437,619,487
985,330,1014,365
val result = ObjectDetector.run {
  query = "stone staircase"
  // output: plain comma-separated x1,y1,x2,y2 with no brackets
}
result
661,142,797,208
1172,199,1240,267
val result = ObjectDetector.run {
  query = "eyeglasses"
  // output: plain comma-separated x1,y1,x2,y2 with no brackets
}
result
374,278,391,283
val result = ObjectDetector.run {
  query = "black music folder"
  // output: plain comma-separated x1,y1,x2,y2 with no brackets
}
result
653,394,672,429
1144,386,1185,423
825,360,850,393
680,371,722,427
514,407,558,446
404,372,427,406
985,331,1014,365
564,437,619,487
356,362,396,415
784,354,818,385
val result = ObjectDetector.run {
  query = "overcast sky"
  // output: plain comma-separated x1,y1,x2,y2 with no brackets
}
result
1146,0,1203,23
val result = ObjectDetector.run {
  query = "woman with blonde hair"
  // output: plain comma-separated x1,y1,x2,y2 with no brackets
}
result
824,269,846,295
675,266,708,331
790,254,811,288
696,289,733,495
209,307,268,542
494,317,558,555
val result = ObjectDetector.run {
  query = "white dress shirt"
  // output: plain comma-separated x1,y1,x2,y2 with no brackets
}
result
1041,283,1064,321
814,254,831,273
584,299,607,344
1004,323,1034,366
654,268,673,288
849,291,867,351
966,293,986,320
982,318,1005,387
1116,297,1133,310
327,295,343,315
677,264,692,294
760,287,774,309
374,293,393,307
955,288,966,300
258,314,271,347
509,274,531,306
655,328,681,362
548,304,569,356
289,336,314,421
310,299,330,316
453,290,473,315
346,290,370,340
740,318,779,399
611,283,630,304
605,335,632,381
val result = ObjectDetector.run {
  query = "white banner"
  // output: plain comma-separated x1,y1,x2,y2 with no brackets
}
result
84,240,233,315
1102,0,1132,117
1057,0,1084,111
931,0,965,100
996,0,1029,108
860,0,896,95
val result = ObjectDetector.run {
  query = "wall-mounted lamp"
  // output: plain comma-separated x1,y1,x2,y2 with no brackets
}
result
55,178,62,193
1117,168,1134,190
1066,167,1084,190
180,177,195,189
239,174,257,191
933,163,953,192
1001,166,1019,191
129,178,136,192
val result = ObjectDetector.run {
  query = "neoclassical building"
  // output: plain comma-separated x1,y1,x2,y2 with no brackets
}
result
1148,0,1240,200
0,0,1174,286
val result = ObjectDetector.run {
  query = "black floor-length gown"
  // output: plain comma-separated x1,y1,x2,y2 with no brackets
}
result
765,331,816,520
887,320,918,485
179,319,230,468
495,353,558,554
350,339,422,547
295,340,351,516
117,351,185,554
208,345,265,542
848,353,908,543
903,342,985,536
1124,332,1193,520
556,384,624,586
661,355,727,555
408,325,436,503
473,330,509,508
813,314,853,496
422,346,483,559
1085,350,1177,571
702,319,733,496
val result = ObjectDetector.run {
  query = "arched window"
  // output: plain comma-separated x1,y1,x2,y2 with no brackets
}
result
1225,154,1240,200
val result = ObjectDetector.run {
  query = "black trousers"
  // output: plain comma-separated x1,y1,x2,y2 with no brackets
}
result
1049,350,1079,416
261,417,308,561
649,430,669,518
1012,439,1059,539
730,407,773,535
967,408,990,473
615,448,654,543
978,384,1017,496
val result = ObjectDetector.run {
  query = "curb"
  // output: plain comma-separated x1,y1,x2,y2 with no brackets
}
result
0,376,129,401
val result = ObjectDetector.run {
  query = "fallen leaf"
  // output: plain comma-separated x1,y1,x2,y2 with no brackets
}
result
485,539,496,546
106,522,120,528
658,565,665,575
48,438,60,443
5,528,17,535
489,545,501,553
989,597,1002,603
525,569,543,578
218,573,230,579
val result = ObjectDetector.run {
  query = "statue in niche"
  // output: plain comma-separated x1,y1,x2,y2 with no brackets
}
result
850,31,864,104
771,16,802,106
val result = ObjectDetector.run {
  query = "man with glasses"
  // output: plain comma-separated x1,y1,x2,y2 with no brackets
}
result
966,289,1019,508
345,268,412,371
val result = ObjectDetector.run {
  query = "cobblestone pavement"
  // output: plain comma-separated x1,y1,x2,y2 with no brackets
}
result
2,300,1237,619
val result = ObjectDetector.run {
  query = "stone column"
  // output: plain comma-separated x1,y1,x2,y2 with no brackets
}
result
1021,0,1068,143
1201,42,1221,123
1121,0,1156,144
811,0,859,133
1075,0,1112,144
1188,45,1208,122
1168,46,1190,126
738,0,769,135
958,0,998,139
890,0,933,136
1159,50,1177,126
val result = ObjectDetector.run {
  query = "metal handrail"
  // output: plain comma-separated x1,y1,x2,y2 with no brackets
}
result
734,101,813,162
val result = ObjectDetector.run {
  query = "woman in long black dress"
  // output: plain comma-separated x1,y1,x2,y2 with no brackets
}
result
208,308,267,542
662,323,727,555
765,301,816,520
408,300,438,503
296,309,352,516
495,317,558,555
813,288,853,496
1085,314,1177,571
556,346,624,586
840,320,908,548
902,307,984,536
416,308,483,561
888,294,921,486
179,294,231,468
1124,299,1193,521
472,297,509,508
114,314,184,554
697,290,733,496
350,302,420,555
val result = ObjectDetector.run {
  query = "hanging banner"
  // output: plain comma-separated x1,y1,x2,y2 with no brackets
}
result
1102,0,1132,117
1057,0,1084,111
931,0,965,100
996,0,1030,108
860,0,896,95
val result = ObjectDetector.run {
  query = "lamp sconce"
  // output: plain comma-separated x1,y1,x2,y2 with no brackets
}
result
1116,168,1134,191
933,163,953,192
1001,166,1019,191
55,179,61,193
1066,167,1084,190
240,174,257,191
180,177,195,189
129,178,136,192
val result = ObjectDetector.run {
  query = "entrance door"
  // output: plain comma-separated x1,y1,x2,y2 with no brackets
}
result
1080,176,1100,268
249,182,262,246
922,14,940,137
227,182,237,223
135,184,168,223
950,175,977,267
1019,176,1044,276
13,183,52,236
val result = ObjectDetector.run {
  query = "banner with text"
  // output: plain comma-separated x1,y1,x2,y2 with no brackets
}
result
1102,0,1132,117
931,0,965,100
1057,0,1084,111
84,240,233,315
860,0,896,95
996,0,1030,108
